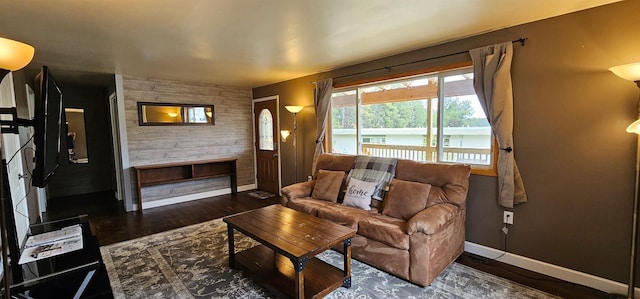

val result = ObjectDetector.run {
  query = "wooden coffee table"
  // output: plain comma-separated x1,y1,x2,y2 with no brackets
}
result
223,204,356,299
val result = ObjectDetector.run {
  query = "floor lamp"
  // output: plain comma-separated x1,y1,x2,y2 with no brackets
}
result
285,105,303,183
0,36,35,299
611,62,640,299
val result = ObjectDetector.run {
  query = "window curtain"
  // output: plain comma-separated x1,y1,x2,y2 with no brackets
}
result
469,42,527,208
311,78,333,175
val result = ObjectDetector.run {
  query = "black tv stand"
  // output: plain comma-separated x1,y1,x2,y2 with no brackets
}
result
3,215,113,299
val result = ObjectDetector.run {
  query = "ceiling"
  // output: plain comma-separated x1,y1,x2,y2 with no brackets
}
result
0,0,621,88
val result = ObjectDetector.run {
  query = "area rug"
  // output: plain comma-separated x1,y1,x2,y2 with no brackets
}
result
247,190,276,200
100,218,560,299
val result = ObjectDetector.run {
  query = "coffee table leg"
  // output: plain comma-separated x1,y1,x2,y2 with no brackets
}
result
290,257,309,299
343,237,352,288
227,225,235,268
294,268,304,299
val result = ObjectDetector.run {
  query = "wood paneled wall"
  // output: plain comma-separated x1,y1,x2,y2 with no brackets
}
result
122,76,254,204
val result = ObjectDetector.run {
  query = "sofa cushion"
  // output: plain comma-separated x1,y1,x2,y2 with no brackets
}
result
314,153,356,177
311,170,345,202
287,198,336,217
382,179,432,220
342,178,378,210
394,160,470,206
358,215,409,250
316,204,375,230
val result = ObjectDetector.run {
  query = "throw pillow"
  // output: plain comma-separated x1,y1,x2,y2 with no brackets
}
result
382,179,432,220
342,178,378,210
311,170,345,202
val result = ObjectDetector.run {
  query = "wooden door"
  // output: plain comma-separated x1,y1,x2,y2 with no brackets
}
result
254,99,280,194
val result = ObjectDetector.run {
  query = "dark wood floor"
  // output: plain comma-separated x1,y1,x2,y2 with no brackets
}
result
44,191,617,299
44,191,280,245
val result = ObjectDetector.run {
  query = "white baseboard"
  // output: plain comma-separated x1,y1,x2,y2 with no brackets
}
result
134,184,256,211
464,241,633,297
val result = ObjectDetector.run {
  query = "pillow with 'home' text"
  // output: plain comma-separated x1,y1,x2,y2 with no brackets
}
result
342,178,378,210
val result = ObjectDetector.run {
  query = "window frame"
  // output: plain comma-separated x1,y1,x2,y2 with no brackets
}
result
257,108,275,151
326,65,497,176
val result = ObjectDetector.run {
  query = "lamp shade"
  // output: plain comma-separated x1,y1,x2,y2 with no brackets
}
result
0,37,35,71
285,105,304,114
610,62,640,82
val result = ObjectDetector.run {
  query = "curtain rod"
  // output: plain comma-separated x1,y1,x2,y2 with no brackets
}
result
314,37,527,83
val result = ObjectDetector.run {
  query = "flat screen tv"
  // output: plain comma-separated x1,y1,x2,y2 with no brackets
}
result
32,65,63,188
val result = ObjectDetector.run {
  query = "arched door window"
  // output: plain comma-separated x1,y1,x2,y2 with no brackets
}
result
258,109,274,150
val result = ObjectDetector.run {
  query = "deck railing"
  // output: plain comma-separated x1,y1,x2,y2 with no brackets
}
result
361,144,491,165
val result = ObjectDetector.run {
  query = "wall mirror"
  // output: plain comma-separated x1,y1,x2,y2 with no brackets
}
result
65,108,89,164
138,102,215,126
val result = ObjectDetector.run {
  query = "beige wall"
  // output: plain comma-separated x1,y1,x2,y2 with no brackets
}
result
253,0,640,285
123,76,254,204
253,77,322,185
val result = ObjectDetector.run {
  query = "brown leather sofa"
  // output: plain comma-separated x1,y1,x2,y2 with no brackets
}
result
280,153,471,287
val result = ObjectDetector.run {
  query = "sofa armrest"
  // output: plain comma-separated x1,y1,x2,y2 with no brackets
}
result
280,180,316,205
406,203,459,235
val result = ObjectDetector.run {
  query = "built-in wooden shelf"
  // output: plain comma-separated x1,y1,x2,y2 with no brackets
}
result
133,158,237,212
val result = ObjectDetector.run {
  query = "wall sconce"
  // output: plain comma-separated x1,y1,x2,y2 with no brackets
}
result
167,112,178,118
610,61,640,299
280,130,291,142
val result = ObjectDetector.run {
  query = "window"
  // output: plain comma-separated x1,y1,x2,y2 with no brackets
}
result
329,66,495,172
185,106,208,123
442,135,451,147
258,109,274,150
362,136,386,144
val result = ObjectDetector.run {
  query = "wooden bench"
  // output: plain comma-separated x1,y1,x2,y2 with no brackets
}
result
133,158,237,212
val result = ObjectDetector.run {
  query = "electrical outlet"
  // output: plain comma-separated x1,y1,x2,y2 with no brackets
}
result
503,211,514,224
307,175,313,181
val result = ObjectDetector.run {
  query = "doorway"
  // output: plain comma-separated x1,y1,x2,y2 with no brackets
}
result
253,96,281,194
45,85,117,200
109,92,124,203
